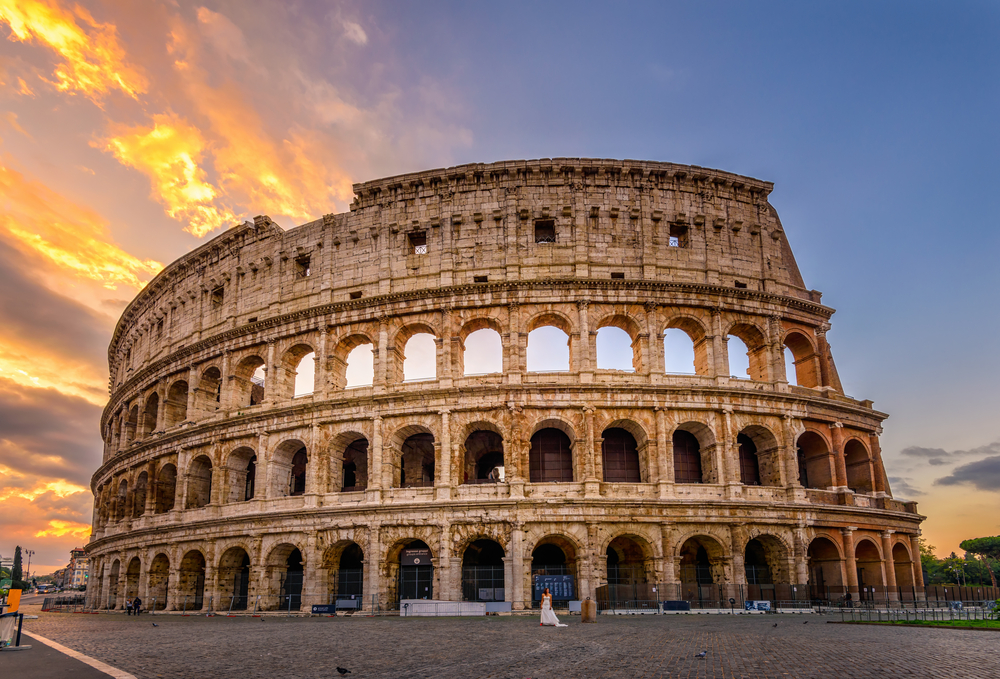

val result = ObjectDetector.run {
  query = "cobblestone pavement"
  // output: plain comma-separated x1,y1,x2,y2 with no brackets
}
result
17,607,1000,679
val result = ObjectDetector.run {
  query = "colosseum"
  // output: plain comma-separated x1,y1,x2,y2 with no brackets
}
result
86,158,925,613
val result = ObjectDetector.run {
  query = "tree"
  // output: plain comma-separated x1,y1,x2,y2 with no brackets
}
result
959,536,1000,588
11,546,22,582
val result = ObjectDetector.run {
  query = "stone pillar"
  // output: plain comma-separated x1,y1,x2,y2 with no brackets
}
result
436,410,452,499
831,423,849,490
908,534,925,588
881,530,898,600
842,528,858,594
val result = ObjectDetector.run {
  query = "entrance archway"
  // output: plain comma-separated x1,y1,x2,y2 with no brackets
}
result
461,539,506,601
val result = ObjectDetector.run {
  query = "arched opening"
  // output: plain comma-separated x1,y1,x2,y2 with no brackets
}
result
463,430,504,484
132,471,147,518
336,543,365,601
783,347,799,386
341,438,369,492
280,548,305,611
529,428,573,482
892,543,915,588
855,540,884,596
463,328,503,375
177,551,206,610
797,431,834,489
403,333,437,381
673,429,703,483
125,406,138,444
728,323,769,381
233,356,265,407
272,440,308,497
737,433,762,485
155,463,176,513
288,347,316,397
663,328,697,374
845,439,874,494
141,393,158,437
147,553,170,610
595,326,635,372
744,539,773,584
125,557,141,601
107,559,121,609
679,537,719,585
186,455,213,509
606,536,647,585
392,539,433,602
226,447,257,502
195,367,222,416
531,537,577,605
527,320,571,373
807,537,844,600
345,344,374,387
164,381,188,427
602,428,640,482
218,547,251,610
399,433,435,488
727,335,751,379
461,539,506,602
784,331,820,388
115,480,127,521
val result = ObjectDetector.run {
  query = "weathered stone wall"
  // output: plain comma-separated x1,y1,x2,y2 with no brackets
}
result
87,159,922,612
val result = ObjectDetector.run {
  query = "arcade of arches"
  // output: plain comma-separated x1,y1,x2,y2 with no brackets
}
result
86,526,922,611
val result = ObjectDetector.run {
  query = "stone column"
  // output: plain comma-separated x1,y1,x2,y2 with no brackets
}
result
842,528,858,594
881,530,898,600
436,409,452,500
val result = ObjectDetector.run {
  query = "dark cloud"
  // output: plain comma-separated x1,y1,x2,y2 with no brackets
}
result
0,236,113,371
898,441,1000,466
0,377,103,486
887,476,924,497
935,455,1000,493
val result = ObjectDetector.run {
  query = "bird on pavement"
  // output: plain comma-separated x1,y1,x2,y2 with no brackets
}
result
336,668,351,675
695,651,707,658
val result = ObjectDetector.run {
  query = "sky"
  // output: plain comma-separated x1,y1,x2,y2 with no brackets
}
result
1,0,998,575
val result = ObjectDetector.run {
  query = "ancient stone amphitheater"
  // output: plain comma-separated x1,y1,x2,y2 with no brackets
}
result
87,158,924,613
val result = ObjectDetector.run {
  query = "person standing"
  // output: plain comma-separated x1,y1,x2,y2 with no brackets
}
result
539,587,567,627
132,596,142,616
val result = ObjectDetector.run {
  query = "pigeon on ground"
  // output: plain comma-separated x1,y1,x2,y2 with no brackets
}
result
695,651,707,658
151,623,158,627
336,668,351,675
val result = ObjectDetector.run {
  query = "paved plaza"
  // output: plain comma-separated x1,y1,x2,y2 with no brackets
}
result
8,607,998,679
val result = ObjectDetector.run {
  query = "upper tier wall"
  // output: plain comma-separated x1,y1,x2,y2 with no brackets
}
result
108,159,815,391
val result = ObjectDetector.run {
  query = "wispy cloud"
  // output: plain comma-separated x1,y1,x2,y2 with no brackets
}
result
0,0,146,101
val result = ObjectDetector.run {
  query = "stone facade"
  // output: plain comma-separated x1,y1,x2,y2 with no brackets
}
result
86,158,923,612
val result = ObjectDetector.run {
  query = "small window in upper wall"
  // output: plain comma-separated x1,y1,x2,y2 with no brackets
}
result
295,255,311,278
211,285,224,308
409,231,428,254
534,219,556,243
668,223,688,248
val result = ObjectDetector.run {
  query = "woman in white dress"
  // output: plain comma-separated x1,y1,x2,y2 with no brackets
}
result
539,587,568,627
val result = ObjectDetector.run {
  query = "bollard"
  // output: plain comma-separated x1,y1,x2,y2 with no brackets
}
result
581,598,597,623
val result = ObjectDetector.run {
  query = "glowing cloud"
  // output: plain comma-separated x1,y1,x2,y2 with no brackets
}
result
0,164,162,290
98,113,238,237
0,0,146,101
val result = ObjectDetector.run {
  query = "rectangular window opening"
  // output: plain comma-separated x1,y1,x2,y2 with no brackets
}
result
610,272,625,279
669,223,688,248
409,231,428,255
349,290,363,300
534,219,556,243
295,255,311,278
210,285,224,308
474,275,488,283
